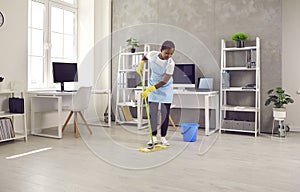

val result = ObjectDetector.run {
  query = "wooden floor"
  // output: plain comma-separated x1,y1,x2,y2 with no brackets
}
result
0,124,299,192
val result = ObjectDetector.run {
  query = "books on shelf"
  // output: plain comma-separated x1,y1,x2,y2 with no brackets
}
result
0,117,15,140
132,55,143,68
117,106,133,122
222,72,230,88
121,106,133,121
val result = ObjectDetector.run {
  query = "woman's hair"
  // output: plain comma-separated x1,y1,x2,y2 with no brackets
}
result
161,40,175,50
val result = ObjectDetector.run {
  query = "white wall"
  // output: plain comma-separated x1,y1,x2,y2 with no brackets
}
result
282,0,300,131
78,0,94,87
93,0,111,121
0,0,27,90
78,0,95,119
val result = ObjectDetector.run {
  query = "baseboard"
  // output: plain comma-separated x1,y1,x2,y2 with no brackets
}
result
290,126,300,132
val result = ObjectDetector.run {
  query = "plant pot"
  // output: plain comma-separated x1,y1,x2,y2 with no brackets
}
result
236,40,245,48
131,48,136,53
273,108,286,119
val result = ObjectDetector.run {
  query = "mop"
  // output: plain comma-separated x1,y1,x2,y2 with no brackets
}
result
138,72,170,153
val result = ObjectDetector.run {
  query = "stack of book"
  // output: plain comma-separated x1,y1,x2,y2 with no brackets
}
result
117,106,133,122
0,118,15,140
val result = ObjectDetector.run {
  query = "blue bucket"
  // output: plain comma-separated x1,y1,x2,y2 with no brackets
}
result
181,123,199,142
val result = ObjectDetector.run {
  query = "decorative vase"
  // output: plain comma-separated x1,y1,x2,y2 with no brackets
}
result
236,40,245,48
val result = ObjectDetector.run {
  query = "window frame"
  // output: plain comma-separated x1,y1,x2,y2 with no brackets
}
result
28,0,77,90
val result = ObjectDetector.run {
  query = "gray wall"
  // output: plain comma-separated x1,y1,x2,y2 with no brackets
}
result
111,0,282,133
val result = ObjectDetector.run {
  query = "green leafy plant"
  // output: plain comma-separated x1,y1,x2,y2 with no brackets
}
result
231,32,249,41
265,87,294,108
0,76,4,82
126,38,139,49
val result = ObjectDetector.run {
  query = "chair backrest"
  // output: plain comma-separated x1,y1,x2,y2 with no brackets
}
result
70,86,92,111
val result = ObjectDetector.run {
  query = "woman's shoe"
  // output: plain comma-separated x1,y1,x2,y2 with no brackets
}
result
160,137,170,146
147,136,158,146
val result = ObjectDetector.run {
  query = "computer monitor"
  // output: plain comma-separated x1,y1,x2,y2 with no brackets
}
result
52,62,78,92
173,64,195,90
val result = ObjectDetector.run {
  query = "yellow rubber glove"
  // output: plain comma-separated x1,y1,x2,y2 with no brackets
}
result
137,60,145,77
142,86,156,99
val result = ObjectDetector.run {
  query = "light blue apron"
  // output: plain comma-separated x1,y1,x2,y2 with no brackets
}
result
148,53,173,103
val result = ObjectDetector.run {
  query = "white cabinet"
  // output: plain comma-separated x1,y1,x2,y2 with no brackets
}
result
220,37,260,136
0,90,27,142
115,44,150,129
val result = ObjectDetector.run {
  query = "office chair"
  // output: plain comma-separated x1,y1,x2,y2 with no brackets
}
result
62,86,93,138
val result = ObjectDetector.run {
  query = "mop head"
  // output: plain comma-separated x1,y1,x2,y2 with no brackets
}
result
139,144,170,153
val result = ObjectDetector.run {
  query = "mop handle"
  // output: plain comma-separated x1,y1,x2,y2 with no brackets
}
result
139,73,154,145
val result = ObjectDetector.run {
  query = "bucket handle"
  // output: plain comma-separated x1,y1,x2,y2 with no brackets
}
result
181,126,193,135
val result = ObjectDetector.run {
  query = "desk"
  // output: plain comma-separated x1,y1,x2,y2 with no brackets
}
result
172,90,219,136
29,89,111,138
135,89,219,135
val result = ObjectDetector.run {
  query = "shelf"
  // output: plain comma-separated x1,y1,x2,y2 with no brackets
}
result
120,51,145,56
118,87,141,90
117,102,137,107
116,44,150,129
220,38,260,137
222,67,257,71
0,91,27,142
118,69,137,72
117,118,148,129
0,133,26,143
221,105,258,112
0,112,25,118
223,46,256,51
222,87,257,92
118,69,149,72
220,128,256,134
0,90,16,94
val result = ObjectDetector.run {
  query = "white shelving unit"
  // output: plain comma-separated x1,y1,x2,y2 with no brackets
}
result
220,37,260,136
0,90,27,142
115,44,150,129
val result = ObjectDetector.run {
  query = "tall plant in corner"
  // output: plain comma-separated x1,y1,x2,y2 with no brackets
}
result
265,87,294,118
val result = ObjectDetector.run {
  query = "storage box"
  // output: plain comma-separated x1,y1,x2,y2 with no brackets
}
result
232,120,244,130
9,97,24,113
222,120,233,129
243,121,255,131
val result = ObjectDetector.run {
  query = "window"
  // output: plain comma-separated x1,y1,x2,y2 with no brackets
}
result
28,0,77,89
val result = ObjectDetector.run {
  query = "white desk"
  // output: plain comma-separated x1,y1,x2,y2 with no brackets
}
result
135,89,219,135
172,90,219,136
29,89,111,138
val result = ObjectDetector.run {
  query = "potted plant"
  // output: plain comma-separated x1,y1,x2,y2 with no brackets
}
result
231,32,249,48
126,37,139,53
265,87,294,137
265,87,294,119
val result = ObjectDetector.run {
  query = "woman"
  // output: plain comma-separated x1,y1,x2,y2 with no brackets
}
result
137,40,175,146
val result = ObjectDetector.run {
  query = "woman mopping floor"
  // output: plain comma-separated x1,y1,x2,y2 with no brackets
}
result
137,40,176,153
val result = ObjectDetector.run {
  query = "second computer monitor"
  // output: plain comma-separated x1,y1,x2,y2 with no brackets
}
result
173,64,195,89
